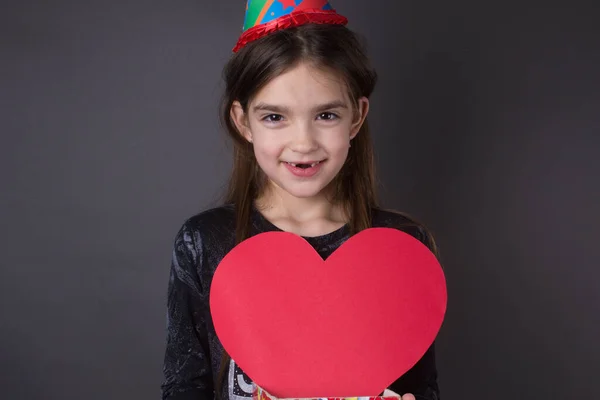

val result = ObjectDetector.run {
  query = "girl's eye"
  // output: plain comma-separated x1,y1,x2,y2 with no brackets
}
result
263,114,283,123
318,112,339,121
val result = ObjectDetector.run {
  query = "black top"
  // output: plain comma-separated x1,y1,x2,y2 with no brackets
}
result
161,204,440,400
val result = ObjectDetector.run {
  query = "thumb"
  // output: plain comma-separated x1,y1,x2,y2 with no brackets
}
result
401,395,416,400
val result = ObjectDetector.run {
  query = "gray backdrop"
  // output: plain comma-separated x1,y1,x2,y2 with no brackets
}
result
2,1,599,399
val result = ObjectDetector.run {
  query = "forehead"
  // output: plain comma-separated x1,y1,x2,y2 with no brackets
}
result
251,63,349,107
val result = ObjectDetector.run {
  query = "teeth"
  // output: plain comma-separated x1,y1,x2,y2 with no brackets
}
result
286,161,322,167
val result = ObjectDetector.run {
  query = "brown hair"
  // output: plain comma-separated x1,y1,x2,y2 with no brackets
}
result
220,23,379,245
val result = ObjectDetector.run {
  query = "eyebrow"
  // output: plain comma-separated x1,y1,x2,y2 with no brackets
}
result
252,100,348,114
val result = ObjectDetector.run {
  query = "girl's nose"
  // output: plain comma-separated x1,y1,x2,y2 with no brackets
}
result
289,123,319,153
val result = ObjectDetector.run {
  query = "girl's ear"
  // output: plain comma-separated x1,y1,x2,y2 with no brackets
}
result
349,97,370,140
230,101,253,143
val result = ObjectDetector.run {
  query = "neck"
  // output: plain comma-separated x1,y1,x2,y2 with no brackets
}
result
255,182,346,225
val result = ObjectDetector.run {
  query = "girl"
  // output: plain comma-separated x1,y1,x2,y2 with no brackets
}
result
161,2,441,400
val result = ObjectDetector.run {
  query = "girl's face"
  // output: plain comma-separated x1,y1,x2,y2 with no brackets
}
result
231,62,369,200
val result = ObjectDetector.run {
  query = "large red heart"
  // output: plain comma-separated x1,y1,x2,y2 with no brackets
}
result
210,228,447,398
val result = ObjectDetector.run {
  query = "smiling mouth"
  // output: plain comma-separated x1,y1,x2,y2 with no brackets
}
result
284,161,325,169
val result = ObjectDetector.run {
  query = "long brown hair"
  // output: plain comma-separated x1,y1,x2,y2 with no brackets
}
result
220,23,379,245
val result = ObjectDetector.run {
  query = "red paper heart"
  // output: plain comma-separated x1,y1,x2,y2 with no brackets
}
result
210,228,447,398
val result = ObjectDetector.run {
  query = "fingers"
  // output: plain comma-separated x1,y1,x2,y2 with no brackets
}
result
401,395,416,400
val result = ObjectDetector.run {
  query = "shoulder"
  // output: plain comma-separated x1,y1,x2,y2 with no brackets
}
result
173,204,237,252
182,203,236,233
171,204,237,275
371,208,438,255
168,205,237,294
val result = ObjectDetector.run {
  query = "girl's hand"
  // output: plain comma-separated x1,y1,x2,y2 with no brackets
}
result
382,389,415,400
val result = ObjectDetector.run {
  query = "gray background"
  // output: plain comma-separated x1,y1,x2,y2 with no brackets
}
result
2,0,599,399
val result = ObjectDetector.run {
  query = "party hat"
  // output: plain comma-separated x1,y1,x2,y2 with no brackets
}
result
233,0,348,52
